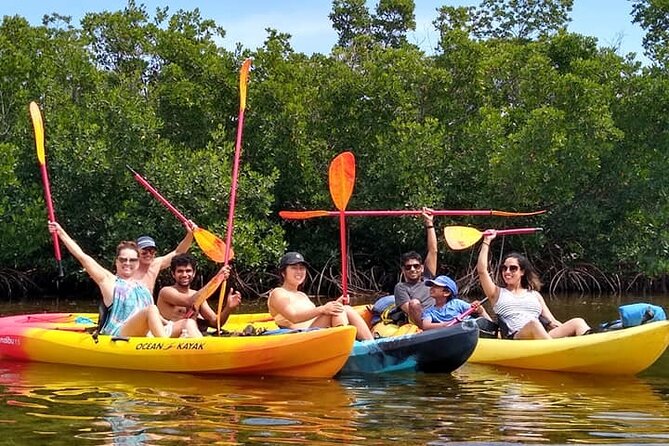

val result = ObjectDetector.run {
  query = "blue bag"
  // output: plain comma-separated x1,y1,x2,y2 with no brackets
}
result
619,303,667,328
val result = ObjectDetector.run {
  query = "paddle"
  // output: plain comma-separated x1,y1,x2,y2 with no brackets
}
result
445,297,490,327
328,151,356,304
127,165,233,263
30,102,64,277
279,208,546,220
444,226,543,250
216,57,253,332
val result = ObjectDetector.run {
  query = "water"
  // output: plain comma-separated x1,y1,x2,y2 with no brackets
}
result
0,295,668,444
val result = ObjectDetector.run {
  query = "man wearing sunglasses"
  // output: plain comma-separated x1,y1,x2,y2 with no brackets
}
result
393,208,437,328
133,229,194,293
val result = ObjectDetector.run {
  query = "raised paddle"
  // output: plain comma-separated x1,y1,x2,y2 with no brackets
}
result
279,208,546,220
445,297,490,327
216,57,253,332
444,226,543,250
329,151,356,304
127,165,233,263
30,102,64,277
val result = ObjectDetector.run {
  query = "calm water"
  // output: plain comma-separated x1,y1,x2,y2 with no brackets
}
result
0,295,668,444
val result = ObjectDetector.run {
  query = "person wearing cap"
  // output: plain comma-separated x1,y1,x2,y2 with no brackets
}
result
267,252,374,340
47,221,169,337
133,228,194,292
477,230,590,339
421,275,491,331
393,207,438,328
157,253,242,335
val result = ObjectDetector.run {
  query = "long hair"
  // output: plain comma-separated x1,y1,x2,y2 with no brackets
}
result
503,252,542,291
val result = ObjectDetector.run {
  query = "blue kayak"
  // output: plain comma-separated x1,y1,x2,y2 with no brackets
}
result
339,319,479,374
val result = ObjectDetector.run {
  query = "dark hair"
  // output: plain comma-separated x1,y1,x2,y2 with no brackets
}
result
116,241,139,257
400,251,422,266
503,252,542,291
171,253,196,272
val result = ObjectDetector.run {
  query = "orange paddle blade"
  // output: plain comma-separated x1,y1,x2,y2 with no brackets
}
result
192,270,227,310
30,102,46,165
239,57,253,111
279,210,332,219
491,209,546,217
443,226,483,250
328,151,356,211
194,228,234,263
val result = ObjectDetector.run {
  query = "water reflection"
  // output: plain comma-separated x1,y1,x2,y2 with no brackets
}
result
0,361,359,445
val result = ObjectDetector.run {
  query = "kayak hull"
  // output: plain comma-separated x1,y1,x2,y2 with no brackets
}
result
340,319,479,374
0,313,356,378
469,320,669,375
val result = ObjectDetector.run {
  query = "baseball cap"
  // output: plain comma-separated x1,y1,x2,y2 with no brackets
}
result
136,235,157,250
424,275,458,297
279,252,308,268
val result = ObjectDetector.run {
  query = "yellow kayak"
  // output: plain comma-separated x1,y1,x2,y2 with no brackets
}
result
469,320,669,374
0,313,356,378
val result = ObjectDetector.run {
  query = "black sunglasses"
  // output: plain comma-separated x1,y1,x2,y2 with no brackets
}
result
501,265,519,272
403,263,422,270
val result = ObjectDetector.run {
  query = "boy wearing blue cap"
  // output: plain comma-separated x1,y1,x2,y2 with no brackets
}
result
421,275,491,330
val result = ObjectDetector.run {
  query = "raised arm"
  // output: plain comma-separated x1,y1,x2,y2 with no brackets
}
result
155,226,194,270
477,231,500,303
422,207,437,276
48,222,115,302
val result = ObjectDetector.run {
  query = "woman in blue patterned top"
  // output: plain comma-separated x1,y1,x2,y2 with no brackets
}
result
48,221,176,337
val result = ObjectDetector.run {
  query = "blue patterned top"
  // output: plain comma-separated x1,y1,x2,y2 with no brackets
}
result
100,277,153,336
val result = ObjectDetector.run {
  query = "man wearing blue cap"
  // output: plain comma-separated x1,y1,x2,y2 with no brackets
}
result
421,275,491,331
134,229,193,292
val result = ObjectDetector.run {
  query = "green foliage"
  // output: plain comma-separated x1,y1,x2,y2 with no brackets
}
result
1,0,669,298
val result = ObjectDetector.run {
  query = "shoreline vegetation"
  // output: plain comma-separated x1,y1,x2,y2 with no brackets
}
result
2,1,669,300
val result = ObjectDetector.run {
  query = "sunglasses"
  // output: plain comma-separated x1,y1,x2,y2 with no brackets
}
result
501,265,519,272
117,257,139,264
403,263,422,270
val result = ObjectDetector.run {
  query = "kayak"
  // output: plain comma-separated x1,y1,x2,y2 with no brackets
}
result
340,319,479,374
468,320,669,375
226,308,479,374
0,313,356,378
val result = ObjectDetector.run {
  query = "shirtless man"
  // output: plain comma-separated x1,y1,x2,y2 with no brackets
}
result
133,228,194,292
157,253,241,335
267,252,373,340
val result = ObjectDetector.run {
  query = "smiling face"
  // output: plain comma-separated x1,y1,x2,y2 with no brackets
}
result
115,248,140,279
500,257,523,287
402,261,423,282
139,247,157,266
172,264,195,288
282,263,307,287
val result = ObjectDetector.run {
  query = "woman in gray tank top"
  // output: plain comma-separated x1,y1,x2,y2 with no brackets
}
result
477,230,591,339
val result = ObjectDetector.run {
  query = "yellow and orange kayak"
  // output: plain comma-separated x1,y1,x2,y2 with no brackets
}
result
0,313,355,378
469,321,669,375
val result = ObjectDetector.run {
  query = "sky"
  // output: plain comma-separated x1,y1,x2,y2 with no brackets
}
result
0,1,649,64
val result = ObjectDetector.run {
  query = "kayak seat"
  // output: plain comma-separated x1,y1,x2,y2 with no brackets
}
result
91,301,111,343
473,317,499,338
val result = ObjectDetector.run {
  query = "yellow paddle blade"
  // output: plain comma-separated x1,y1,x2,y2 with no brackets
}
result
30,102,46,165
194,228,234,263
279,210,332,219
491,209,547,217
443,226,483,250
239,57,253,111
328,151,355,211
216,280,228,333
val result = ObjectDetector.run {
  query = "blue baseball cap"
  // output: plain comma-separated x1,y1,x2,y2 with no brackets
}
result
424,275,458,297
